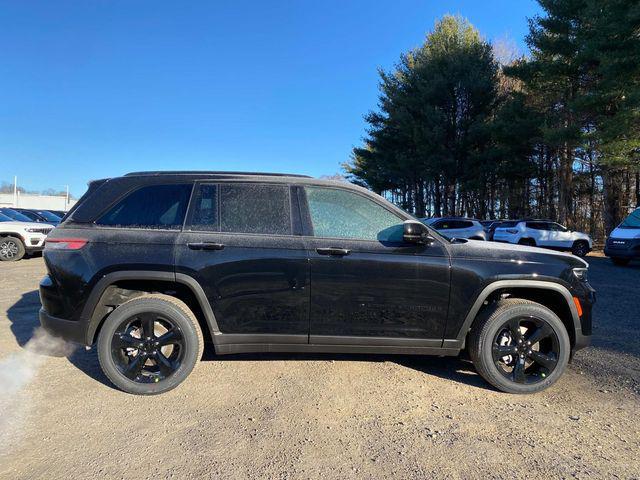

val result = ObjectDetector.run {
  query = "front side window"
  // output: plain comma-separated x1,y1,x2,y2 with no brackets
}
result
304,187,404,241
219,183,292,235
97,184,192,229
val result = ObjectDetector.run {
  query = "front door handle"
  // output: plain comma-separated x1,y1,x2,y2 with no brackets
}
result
316,247,351,256
187,242,225,251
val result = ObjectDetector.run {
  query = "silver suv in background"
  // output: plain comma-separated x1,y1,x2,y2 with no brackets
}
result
0,212,54,261
493,220,592,257
421,217,487,240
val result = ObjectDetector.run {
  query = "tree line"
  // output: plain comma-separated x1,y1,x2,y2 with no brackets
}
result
346,0,640,240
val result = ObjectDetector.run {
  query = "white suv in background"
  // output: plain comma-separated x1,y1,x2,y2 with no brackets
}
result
421,217,487,240
0,212,54,261
493,220,592,257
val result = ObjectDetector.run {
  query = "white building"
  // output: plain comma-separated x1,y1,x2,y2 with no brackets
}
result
0,192,76,211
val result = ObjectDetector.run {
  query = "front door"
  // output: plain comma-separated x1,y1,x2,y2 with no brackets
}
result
299,185,451,344
175,182,309,339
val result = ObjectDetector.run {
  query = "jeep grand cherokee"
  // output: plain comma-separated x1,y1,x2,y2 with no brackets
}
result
39,171,594,395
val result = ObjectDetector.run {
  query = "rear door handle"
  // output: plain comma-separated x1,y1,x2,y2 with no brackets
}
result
187,242,225,251
316,247,351,256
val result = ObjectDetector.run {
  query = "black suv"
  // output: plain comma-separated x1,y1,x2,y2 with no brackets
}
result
39,172,594,395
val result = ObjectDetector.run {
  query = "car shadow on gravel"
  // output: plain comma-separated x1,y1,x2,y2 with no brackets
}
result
6,289,114,389
210,350,493,391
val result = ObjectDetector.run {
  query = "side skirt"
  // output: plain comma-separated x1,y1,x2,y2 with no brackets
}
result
212,333,460,356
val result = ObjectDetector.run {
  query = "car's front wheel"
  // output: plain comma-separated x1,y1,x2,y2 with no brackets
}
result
97,294,203,395
0,236,25,261
571,240,589,257
469,299,570,394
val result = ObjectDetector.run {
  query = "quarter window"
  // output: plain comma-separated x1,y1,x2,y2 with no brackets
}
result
304,187,404,241
97,184,192,229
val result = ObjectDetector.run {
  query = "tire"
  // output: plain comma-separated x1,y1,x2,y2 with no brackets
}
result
469,298,570,394
97,294,204,395
518,238,536,247
611,257,630,266
0,236,25,261
571,240,589,257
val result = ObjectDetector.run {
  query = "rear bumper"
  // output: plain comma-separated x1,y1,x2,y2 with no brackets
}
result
39,308,88,345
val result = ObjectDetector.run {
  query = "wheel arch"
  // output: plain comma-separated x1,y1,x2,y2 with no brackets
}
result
0,232,25,242
83,271,220,345
445,280,582,351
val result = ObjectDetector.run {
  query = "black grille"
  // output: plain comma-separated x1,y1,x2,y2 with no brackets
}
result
30,228,53,235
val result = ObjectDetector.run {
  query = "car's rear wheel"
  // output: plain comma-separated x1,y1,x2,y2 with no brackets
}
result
97,294,203,395
469,299,570,394
611,257,630,266
0,236,25,261
571,240,589,257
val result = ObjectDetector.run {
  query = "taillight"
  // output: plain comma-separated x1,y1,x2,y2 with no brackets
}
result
45,238,88,250
506,229,518,234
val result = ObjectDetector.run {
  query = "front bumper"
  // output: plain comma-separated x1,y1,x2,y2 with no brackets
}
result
24,234,47,251
39,308,88,345
605,237,640,259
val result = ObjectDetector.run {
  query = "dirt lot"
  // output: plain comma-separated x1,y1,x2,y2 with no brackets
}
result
1,256,639,479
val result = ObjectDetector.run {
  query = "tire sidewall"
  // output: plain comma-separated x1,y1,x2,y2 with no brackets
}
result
478,304,571,394
97,297,200,395
0,236,25,261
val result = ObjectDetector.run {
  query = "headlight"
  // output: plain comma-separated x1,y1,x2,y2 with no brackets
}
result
572,268,588,282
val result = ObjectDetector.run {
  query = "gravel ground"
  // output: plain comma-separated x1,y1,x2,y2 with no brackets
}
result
0,255,639,479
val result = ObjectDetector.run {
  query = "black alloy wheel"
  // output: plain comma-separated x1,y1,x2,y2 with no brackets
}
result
469,298,570,394
491,316,560,384
97,294,203,395
111,312,186,384
572,241,589,257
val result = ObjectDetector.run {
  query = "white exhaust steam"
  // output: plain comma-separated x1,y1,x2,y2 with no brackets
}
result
0,328,75,457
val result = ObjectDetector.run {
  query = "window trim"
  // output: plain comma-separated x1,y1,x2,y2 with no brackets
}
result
299,184,408,242
93,182,194,232
184,181,300,237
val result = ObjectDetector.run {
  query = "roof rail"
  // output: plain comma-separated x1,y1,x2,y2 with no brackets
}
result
124,170,312,178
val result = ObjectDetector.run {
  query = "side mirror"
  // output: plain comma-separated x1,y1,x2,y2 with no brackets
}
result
403,220,435,244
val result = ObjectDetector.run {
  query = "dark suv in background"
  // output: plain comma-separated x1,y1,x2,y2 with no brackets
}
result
39,171,594,395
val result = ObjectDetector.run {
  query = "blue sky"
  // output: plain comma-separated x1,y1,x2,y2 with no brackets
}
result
0,0,541,197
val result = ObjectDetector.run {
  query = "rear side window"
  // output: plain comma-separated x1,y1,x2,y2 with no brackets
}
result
435,220,473,230
219,183,292,235
499,221,521,228
526,222,547,230
97,184,192,229
304,187,403,241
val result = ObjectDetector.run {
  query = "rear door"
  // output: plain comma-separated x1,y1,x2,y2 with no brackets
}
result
175,182,309,340
300,185,451,343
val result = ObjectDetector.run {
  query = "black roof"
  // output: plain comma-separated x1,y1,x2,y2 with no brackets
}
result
125,171,311,178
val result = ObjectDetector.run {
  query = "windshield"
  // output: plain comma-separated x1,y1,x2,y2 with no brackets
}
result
0,212,13,222
620,208,640,228
36,210,61,221
0,208,33,222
